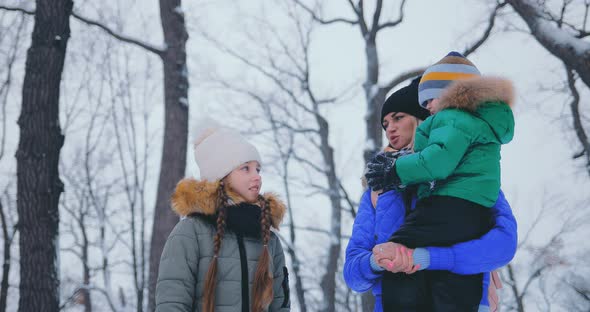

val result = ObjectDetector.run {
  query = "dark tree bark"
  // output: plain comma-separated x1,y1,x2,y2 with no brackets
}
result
15,0,71,311
147,0,189,310
0,199,15,312
80,213,92,312
565,67,590,177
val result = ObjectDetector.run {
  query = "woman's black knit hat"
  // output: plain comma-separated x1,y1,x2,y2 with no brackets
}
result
381,76,430,127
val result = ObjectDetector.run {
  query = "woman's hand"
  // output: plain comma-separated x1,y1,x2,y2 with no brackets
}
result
373,242,420,274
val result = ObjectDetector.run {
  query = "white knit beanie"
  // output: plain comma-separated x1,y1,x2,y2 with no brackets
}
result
192,118,261,181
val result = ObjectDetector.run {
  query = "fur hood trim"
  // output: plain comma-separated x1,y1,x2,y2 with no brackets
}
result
437,76,515,112
171,178,286,229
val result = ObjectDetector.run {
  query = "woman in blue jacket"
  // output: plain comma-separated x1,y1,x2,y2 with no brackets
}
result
343,77,517,312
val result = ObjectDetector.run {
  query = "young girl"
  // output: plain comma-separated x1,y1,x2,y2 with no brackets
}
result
155,119,290,312
366,52,515,310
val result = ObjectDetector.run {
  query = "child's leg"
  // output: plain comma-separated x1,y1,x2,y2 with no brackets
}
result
428,270,482,312
389,196,494,248
387,196,494,311
381,270,431,311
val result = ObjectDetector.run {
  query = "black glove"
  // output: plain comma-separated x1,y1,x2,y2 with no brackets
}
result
364,151,398,191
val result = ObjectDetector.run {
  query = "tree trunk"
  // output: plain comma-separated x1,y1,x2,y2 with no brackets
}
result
506,264,525,312
147,0,189,310
565,67,590,178
362,39,384,165
281,163,307,312
80,213,92,312
361,292,375,312
316,116,343,312
16,0,71,311
0,201,12,312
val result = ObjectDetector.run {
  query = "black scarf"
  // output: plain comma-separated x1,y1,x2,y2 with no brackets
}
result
193,202,263,238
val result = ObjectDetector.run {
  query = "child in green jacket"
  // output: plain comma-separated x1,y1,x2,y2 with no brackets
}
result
366,51,515,311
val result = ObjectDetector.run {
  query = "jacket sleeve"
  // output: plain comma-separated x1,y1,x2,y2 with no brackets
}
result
155,218,199,312
426,190,518,274
395,114,472,185
269,235,290,311
343,190,381,292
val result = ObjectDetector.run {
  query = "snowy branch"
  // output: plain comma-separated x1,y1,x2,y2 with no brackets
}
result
507,0,590,87
0,5,33,15
0,5,165,56
71,11,165,56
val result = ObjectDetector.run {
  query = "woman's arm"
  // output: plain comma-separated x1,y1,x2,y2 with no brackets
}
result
343,190,380,292
155,218,199,312
416,190,517,274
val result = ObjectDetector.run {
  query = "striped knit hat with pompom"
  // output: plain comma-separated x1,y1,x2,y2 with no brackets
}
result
418,51,481,107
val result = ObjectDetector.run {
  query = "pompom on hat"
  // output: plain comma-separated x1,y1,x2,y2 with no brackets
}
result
192,118,261,181
418,51,481,107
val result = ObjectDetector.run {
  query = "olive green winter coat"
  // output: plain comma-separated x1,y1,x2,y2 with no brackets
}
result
155,178,290,312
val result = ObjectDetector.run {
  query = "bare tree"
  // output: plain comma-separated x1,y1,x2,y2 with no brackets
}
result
56,45,120,311
500,194,585,312
0,10,28,312
59,178,96,312
54,25,159,311
294,0,507,166
109,49,153,312
146,2,189,309
14,0,72,310
506,0,590,177
507,0,590,87
565,62,590,178
0,4,191,309
255,100,308,311
563,270,590,311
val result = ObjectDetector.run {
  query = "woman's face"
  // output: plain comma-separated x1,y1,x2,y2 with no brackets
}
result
225,161,262,203
382,112,419,150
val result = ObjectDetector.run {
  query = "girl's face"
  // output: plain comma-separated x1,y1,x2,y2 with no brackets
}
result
225,161,262,203
382,112,419,150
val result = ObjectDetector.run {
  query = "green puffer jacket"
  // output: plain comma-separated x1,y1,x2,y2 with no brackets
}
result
395,77,515,207
156,178,290,312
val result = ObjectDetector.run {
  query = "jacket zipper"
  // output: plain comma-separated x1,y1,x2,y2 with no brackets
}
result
237,234,249,312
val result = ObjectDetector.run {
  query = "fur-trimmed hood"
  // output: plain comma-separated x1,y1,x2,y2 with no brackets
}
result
438,76,515,111
171,178,286,229
438,76,515,144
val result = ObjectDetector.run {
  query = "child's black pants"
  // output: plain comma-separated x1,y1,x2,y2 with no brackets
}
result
381,195,495,312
